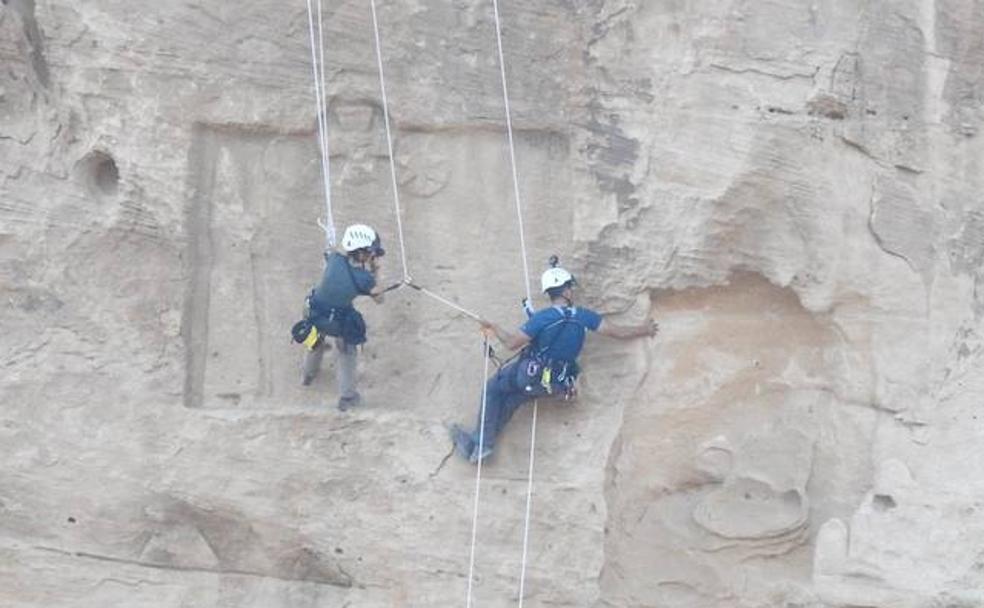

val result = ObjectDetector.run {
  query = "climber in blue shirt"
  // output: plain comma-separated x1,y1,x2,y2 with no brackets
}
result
451,265,659,463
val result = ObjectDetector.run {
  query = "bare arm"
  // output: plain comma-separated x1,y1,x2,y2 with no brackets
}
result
480,320,531,351
596,318,659,340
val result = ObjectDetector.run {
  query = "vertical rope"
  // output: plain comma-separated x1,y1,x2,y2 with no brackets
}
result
516,402,537,606
491,0,531,304
368,0,410,281
489,2,537,605
305,0,335,247
466,336,493,608
316,0,335,247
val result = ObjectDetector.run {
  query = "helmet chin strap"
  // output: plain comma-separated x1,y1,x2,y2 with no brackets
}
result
552,286,574,308
564,282,576,307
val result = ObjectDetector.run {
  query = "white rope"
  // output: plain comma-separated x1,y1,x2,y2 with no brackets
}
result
367,1,489,324
305,0,335,247
516,401,537,605
466,336,493,608
410,284,483,321
368,0,410,281
490,2,538,605
365,4,538,604
491,0,531,305
316,1,335,247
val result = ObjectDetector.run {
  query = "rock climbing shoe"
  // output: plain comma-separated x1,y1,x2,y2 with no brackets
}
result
469,444,493,464
337,393,362,411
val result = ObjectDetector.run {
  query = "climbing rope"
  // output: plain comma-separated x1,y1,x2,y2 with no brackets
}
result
366,7,498,607
369,0,491,326
406,282,482,321
304,0,335,247
368,0,410,281
491,0,532,304
366,2,540,604
489,1,538,604
517,404,537,604
465,335,493,608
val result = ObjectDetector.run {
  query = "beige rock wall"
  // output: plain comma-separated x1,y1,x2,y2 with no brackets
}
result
2,1,983,607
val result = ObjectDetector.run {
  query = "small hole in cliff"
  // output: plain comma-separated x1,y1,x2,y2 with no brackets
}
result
77,151,120,199
92,155,119,195
67,516,76,523
873,494,897,511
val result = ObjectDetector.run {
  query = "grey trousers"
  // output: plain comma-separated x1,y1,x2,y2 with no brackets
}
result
302,338,358,399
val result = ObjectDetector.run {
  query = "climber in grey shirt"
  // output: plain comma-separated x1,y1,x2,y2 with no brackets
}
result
302,224,387,411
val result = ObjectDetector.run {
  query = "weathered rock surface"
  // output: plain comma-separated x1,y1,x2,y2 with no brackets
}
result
2,1,984,606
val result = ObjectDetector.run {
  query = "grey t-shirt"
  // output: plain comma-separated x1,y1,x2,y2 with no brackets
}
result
310,252,376,310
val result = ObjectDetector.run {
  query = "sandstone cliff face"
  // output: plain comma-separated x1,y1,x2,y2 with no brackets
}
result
2,1,983,607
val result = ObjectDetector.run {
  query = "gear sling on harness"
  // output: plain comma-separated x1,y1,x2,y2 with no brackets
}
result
506,308,584,398
291,253,369,349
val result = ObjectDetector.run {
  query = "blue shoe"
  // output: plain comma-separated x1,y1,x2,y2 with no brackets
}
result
450,424,476,460
469,444,492,464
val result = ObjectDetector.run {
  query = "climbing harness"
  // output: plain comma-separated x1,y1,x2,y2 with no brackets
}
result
291,252,371,347
516,309,584,399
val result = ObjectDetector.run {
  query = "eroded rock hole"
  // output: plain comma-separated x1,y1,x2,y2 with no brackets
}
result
94,156,119,195
872,494,897,511
78,151,120,198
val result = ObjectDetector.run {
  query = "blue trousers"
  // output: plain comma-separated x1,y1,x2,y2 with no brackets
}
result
471,359,560,451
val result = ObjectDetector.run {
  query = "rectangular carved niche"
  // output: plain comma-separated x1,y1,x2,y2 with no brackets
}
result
183,126,322,409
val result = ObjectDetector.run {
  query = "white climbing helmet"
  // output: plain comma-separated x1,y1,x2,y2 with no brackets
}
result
341,224,377,253
541,267,575,293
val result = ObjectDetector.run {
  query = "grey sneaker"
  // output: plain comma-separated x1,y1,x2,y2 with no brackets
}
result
337,393,361,411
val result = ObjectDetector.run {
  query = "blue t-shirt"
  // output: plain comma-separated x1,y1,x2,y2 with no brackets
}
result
521,306,603,363
310,252,376,310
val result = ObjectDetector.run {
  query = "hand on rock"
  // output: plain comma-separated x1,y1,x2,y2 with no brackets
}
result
647,320,660,338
